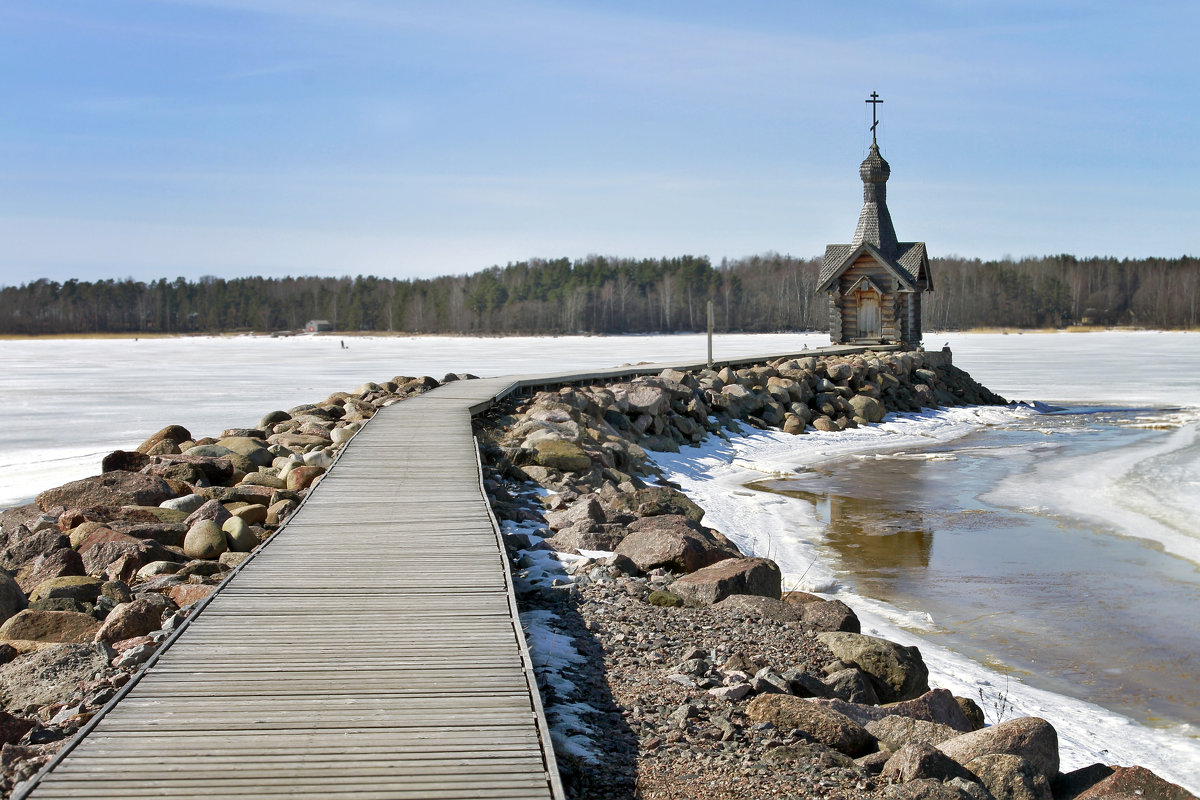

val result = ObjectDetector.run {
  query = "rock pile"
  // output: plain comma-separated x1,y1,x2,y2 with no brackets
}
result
476,351,1196,799
0,373,468,795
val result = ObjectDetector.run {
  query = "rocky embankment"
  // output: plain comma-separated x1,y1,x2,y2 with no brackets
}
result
0,374,461,796
474,350,1197,800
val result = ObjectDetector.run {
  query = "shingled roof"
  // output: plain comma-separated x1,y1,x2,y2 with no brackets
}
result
818,143,932,292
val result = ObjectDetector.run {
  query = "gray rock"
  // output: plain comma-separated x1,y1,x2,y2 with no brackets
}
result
1,530,71,571
1070,765,1194,800
184,444,236,459
544,497,606,531
615,516,737,574
113,642,158,669
850,394,887,423
760,739,855,769
882,778,979,800
184,520,228,560
0,643,111,709
866,715,961,752
36,471,175,513
0,609,101,644
824,667,879,705
1050,764,1114,800
668,557,781,606
94,596,173,644
817,631,930,703
800,599,861,632
221,517,258,552
183,499,233,529
745,694,875,757
964,754,1052,800
28,576,103,604
160,494,206,513
810,689,975,732
937,717,1059,781
0,574,26,627
882,741,980,785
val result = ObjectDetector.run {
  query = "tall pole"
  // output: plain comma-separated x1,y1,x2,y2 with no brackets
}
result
707,300,714,368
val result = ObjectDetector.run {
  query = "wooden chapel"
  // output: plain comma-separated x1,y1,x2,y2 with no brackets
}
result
819,93,932,346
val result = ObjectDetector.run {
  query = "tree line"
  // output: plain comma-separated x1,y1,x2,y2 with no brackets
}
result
0,253,1196,336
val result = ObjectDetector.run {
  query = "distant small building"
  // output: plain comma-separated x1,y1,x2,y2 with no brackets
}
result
305,319,333,332
819,94,932,346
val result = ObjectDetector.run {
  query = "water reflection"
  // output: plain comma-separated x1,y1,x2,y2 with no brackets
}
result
752,479,933,573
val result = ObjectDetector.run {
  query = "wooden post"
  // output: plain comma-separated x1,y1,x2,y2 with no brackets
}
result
707,300,714,368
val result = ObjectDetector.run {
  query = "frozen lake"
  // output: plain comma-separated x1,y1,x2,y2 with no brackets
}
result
1,330,1197,792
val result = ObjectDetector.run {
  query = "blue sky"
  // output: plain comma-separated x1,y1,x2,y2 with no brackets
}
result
1,1,1196,284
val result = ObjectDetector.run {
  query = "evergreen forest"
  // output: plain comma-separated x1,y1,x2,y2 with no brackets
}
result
1,253,1196,336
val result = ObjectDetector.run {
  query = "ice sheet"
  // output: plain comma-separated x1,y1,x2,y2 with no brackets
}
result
0,332,827,506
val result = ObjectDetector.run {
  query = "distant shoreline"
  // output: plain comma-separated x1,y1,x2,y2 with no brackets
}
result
1,325,1195,341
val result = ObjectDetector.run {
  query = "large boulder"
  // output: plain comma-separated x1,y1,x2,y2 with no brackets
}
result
218,436,274,468
882,741,980,785
531,440,591,472
1073,765,1196,800
849,394,887,423
667,557,781,606
817,631,930,703
0,609,101,644
964,754,1052,800
136,425,192,455
221,517,258,553
94,596,172,644
745,695,874,757
35,471,175,513
865,716,962,752
28,575,104,605
545,524,625,553
15,548,85,595
823,667,879,705
184,499,233,529
184,520,228,560
0,530,72,571
544,498,606,532
800,599,861,632
0,643,111,710
618,383,670,417
936,717,1059,781
147,454,235,485
77,529,173,577
810,689,975,732
615,515,738,573
285,465,325,492
100,450,150,473
604,486,705,522
0,574,25,627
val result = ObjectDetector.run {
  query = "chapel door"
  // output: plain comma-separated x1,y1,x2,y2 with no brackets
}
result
858,291,880,338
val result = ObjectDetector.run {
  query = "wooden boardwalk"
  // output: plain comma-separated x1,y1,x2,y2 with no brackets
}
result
19,344,895,799
19,376,561,799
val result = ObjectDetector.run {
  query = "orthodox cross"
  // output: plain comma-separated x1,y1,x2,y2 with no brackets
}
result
866,91,883,145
